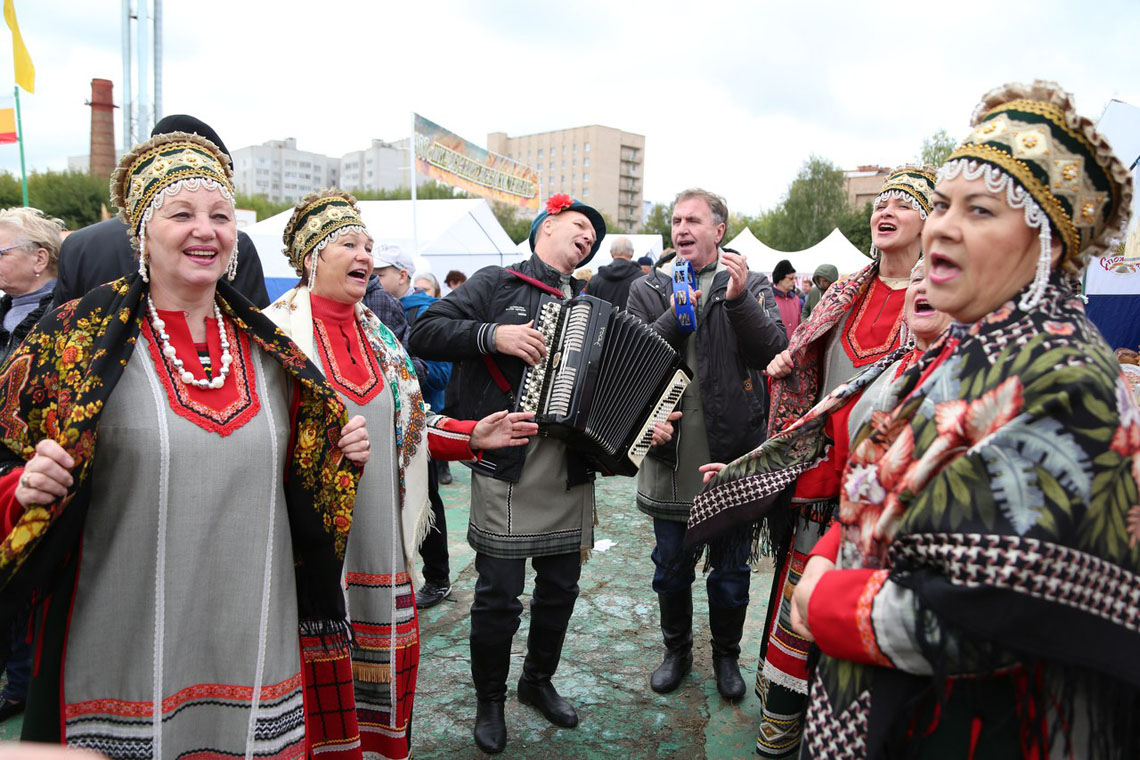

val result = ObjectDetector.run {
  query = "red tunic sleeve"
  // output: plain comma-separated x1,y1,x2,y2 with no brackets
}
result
807,567,893,667
0,467,25,537
427,418,477,461
808,522,842,563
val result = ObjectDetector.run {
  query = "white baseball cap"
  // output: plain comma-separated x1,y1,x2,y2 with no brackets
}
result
373,244,415,276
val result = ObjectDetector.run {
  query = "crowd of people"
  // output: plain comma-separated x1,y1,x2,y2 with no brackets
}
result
0,78,1134,760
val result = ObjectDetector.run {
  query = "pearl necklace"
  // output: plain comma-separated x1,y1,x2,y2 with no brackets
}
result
146,295,233,390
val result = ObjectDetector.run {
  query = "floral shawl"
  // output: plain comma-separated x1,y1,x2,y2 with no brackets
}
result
0,274,359,635
804,281,1140,758
267,285,430,584
767,261,881,436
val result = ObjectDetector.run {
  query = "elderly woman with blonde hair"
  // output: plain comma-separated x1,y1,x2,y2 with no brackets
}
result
0,207,65,363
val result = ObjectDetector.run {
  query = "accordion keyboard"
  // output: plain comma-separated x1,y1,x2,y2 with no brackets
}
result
626,369,690,467
518,301,563,413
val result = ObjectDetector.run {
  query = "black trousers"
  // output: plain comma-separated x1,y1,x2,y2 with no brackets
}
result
418,462,450,586
469,551,581,644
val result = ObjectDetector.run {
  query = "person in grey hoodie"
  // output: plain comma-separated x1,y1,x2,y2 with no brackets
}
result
800,263,839,321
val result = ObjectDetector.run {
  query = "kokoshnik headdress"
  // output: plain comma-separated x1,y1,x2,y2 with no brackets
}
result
110,131,238,283
868,165,937,259
939,80,1133,309
281,189,370,290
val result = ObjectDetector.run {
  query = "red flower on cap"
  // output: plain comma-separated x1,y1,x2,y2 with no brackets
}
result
546,194,573,215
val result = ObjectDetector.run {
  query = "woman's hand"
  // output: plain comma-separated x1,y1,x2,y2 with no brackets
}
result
16,440,75,508
470,410,538,452
650,410,682,447
766,349,794,378
699,462,727,484
790,555,835,641
338,415,370,466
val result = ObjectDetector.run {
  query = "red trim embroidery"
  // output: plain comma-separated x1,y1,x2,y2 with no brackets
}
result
313,318,384,405
841,278,906,367
141,316,261,437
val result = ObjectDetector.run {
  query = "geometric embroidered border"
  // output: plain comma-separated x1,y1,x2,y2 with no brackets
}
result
889,532,1140,633
802,680,870,760
689,463,810,525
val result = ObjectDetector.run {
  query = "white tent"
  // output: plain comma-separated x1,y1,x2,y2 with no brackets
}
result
514,233,664,271
725,227,870,277
244,198,518,299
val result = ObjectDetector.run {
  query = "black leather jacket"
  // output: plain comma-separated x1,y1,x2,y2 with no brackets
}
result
409,253,593,486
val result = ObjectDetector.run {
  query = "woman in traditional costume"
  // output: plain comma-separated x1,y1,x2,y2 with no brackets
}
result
0,132,372,756
729,165,936,758
690,256,950,757
788,81,1139,758
268,189,538,760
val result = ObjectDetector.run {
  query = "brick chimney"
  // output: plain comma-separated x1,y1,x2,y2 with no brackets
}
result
87,79,117,180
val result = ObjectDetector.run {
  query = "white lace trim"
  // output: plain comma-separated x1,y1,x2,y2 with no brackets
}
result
137,177,238,284
875,190,928,220
938,159,1054,310
304,224,369,289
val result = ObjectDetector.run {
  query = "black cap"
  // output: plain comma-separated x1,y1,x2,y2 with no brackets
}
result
151,115,231,165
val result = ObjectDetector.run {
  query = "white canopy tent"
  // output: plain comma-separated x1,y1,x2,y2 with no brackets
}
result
725,227,870,277
243,198,518,299
514,233,665,271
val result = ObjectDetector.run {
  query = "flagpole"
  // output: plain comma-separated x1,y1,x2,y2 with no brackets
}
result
13,85,26,206
409,111,418,258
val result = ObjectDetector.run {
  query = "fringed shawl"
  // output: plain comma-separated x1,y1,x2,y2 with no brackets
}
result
267,284,430,585
767,261,881,436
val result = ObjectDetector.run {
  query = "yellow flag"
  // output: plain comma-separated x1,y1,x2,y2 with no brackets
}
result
3,0,33,94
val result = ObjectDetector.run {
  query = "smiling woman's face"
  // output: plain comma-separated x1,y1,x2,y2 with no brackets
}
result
903,260,950,349
308,229,374,304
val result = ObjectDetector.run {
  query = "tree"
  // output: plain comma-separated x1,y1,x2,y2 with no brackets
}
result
234,193,292,221
919,128,956,168
758,156,849,251
489,200,532,244
837,201,873,257
639,202,672,246
24,170,110,230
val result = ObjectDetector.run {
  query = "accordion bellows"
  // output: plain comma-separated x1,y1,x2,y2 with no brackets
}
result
517,294,691,475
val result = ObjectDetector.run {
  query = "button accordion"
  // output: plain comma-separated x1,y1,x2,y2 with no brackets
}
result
515,294,692,476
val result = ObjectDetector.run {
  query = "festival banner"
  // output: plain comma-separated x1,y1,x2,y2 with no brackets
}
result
413,113,539,210
0,96,15,144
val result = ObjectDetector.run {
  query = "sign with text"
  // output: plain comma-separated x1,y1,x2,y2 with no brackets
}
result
414,113,539,209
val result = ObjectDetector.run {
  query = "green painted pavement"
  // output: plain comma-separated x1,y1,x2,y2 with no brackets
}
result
0,465,775,758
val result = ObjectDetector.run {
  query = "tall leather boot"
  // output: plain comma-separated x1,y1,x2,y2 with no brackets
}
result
517,624,578,728
471,637,513,754
709,603,748,700
650,591,693,693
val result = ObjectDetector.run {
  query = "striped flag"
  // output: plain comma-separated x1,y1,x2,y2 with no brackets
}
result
0,96,15,144
3,0,33,94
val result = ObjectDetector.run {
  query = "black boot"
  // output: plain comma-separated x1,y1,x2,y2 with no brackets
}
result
471,637,512,753
517,624,578,728
709,604,748,700
650,592,693,693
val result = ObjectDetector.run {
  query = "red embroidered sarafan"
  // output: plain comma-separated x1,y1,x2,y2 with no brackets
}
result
310,294,385,405
141,309,261,436
840,277,907,368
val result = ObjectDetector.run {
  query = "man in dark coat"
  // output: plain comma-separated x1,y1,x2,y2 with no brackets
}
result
409,196,607,754
583,235,643,308
626,188,787,702
52,115,269,308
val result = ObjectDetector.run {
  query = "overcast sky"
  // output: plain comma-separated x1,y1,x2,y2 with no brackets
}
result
1,0,1137,216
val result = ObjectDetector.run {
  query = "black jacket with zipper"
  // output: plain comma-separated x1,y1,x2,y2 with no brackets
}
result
408,253,593,486
625,257,787,467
